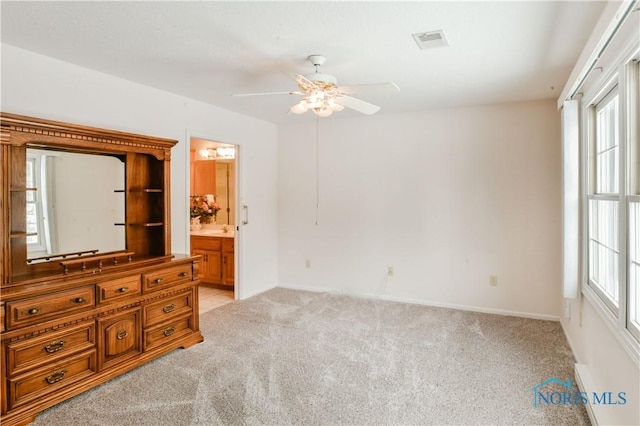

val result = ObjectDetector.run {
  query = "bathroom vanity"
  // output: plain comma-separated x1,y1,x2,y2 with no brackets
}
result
190,229,235,287
0,113,203,426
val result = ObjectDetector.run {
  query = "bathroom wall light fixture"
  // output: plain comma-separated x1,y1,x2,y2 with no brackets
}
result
216,147,235,159
199,147,235,160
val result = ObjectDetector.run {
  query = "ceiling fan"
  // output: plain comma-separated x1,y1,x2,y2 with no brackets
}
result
233,55,399,117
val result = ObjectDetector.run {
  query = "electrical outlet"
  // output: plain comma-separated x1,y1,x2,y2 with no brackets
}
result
387,266,394,277
489,275,498,286
305,259,311,269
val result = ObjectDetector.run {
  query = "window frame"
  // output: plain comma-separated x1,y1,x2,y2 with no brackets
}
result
586,78,623,314
625,57,640,341
581,47,640,352
25,154,47,253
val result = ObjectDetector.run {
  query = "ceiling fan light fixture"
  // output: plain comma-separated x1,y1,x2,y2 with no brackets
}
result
327,99,345,112
290,101,308,114
313,108,333,117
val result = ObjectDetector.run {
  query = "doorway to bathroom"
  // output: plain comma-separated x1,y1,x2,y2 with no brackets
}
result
189,137,237,313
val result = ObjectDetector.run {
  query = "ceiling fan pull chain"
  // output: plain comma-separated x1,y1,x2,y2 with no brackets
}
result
315,115,320,226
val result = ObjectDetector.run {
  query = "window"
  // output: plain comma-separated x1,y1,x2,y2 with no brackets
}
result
627,59,640,339
584,54,640,344
26,153,48,255
631,201,640,332
588,88,621,310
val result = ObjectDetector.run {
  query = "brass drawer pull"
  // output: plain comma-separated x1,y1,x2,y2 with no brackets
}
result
116,329,128,340
163,326,176,337
178,272,188,278
162,303,175,313
27,308,40,315
117,287,129,293
72,297,85,304
45,369,68,384
44,340,66,353
153,278,164,284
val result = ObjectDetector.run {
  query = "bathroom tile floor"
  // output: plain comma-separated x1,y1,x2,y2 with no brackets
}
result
199,285,234,314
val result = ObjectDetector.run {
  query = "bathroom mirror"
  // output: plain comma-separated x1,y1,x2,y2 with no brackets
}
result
190,141,236,226
26,148,126,261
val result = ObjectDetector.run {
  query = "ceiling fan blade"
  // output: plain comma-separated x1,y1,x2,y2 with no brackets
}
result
338,82,400,95
232,91,303,97
334,95,381,115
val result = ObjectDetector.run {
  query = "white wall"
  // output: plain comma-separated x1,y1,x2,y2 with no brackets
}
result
278,100,562,319
1,44,279,299
562,298,639,425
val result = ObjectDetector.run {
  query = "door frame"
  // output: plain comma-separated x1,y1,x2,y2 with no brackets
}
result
185,129,241,301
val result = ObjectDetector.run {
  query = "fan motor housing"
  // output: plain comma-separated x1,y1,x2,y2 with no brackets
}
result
305,72,337,86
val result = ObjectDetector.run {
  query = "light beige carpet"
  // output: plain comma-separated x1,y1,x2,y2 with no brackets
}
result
30,288,589,425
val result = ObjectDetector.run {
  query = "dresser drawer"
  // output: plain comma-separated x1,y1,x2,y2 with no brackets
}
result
7,350,96,410
191,236,222,251
97,275,142,304
142,264,192,293
6,286,96,329
144,291,193,327
7,321,95,376
143,314,194,351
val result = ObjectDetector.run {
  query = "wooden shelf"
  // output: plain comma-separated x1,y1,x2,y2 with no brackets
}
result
9,187,37,192
27,249,99,264
9,232,37,238
59,250,135,274
130,188,163,193
129,222,164,227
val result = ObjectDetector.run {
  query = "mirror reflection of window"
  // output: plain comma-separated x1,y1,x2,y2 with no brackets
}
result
26,154,49,255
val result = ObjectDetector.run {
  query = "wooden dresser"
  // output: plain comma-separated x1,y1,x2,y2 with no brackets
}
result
0,114,204,426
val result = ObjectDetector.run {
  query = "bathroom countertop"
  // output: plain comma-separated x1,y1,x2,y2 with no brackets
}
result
190,228,235,238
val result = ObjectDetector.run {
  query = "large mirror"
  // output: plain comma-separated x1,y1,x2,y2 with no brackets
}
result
26,148,126,260
190,139,236,226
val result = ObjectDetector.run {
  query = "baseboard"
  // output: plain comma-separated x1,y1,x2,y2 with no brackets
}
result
276,284,560,321
575,363,599,426
277,283,344,295
559,318,582,363
380,294,560,321
240,283,278,300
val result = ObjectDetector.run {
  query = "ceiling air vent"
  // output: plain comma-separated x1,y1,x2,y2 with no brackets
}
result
412,30,449,50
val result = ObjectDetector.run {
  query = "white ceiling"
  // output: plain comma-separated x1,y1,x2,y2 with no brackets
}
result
1,1,606,124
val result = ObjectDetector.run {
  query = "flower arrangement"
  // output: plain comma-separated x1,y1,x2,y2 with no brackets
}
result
190,195,221,224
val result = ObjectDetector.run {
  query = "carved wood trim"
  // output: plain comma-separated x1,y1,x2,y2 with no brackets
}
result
1,113,176,160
